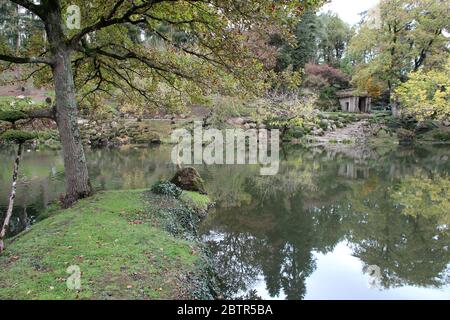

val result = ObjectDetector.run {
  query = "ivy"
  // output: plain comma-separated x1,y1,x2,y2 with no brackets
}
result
151,181,183,198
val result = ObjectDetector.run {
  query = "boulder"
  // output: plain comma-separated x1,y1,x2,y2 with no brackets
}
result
227,117,245,126
171,167,207,194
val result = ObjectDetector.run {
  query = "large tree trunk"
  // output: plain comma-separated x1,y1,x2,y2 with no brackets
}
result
46,2,92,207
0,144,23,253
388,82,399,118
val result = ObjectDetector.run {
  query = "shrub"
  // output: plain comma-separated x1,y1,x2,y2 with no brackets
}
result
291,126,305,138
395,57,450,121
397,128,416,145
304,63,350,89
151,181,183,198
433,131,450,141
0,130,37,144
0,110,28,123
319,119,329,130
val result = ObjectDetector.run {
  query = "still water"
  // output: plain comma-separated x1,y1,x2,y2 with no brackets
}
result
0,144,449,300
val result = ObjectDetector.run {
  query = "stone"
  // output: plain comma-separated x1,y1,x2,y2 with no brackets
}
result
171,167,207,194
227,117,245,126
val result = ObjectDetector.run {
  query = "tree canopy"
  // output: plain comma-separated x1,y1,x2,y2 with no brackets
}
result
1,0,325,112
348,0,449,100
394,57,450,120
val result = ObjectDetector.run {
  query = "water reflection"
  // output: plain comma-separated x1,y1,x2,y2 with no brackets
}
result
0,145,176,237
200,145,450,299
0,144,449,299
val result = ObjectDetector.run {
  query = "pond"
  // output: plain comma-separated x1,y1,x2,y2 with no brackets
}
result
0,143,449,300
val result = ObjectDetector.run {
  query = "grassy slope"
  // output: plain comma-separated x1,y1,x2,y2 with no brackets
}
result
0,190,201,300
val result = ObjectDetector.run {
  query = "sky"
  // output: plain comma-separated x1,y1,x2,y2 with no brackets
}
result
320,0,380,25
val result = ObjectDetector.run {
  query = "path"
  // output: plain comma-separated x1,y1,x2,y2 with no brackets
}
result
309,120,369,145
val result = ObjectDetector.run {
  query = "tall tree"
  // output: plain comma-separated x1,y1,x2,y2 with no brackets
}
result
348,0,450,113
291,9,320,70
272,9,320,72
0,0,323,206
316,12,352,67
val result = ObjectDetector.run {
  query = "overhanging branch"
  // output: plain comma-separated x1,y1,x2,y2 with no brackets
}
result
0,54,53,65
69,0,160,47
25,107,56,120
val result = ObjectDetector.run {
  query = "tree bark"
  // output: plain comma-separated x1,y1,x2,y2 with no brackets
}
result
388,81,399,118
45,2,92,207
0,144,23,253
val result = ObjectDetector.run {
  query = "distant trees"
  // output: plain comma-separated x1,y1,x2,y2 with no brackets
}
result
316,12,352,67
348,0,450,111
273,9,320,72
268,10,351,109
0,1,44,53
273,11,352,72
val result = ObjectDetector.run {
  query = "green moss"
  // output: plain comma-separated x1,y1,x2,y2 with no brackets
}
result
0,110,28,123
180,191,212,212
0,190,202,300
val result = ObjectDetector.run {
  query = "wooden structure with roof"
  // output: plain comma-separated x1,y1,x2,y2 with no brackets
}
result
335,89,371,113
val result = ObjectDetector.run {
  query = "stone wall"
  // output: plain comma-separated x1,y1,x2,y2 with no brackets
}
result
78,118,166,147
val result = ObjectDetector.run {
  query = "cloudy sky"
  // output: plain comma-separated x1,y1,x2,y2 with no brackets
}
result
320,0,380,25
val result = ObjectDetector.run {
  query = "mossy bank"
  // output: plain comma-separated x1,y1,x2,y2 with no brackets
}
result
0,188,218,299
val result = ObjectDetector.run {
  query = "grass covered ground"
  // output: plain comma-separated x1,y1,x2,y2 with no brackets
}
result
0,189,213,300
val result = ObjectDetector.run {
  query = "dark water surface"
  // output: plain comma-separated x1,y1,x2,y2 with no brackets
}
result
0,144,449,300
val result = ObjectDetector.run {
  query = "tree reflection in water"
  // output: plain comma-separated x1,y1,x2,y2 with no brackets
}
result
201,145,450,299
